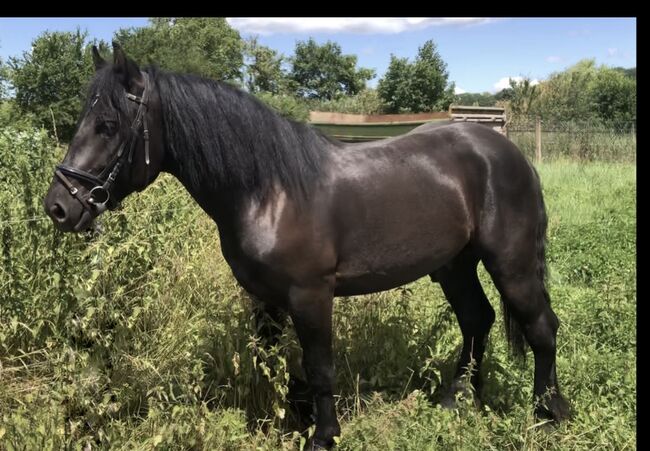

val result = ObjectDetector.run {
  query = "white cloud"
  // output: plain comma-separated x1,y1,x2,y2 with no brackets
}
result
568,28,591,37
546,55,563,63
226,18,497,35
606,48,633,59
492,76,539,93
454,86,467,95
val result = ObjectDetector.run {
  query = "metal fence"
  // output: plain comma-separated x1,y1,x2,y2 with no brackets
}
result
506,117,636,162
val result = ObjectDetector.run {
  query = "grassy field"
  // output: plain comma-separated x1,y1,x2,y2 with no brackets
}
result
0,127,636,450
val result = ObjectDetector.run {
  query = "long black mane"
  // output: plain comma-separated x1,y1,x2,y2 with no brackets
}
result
151,68,338,201
87,65,337,201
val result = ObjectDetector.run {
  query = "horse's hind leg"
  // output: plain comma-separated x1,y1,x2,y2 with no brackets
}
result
433,247,495,406
482,251,571,422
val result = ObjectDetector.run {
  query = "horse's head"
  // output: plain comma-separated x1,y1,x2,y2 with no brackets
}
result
44,42,164,232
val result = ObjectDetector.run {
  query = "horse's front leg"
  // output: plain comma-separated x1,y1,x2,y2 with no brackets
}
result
288,284,340,449
252,300,287,346
252,299,313,423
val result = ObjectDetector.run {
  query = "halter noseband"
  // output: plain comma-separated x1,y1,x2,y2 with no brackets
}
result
55,72,151,214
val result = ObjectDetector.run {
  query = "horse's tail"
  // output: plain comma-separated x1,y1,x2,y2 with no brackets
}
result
502,165,551,359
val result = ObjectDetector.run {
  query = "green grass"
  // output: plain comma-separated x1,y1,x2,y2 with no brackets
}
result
0,129,636,450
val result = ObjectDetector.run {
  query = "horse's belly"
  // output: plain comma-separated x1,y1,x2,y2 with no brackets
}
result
333,245,461,296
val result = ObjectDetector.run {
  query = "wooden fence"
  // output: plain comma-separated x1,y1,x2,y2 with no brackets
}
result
310,106,506,142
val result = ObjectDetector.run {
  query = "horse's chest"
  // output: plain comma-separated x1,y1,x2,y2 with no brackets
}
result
222,251,288,305
220,221,291,306
238,192,288,261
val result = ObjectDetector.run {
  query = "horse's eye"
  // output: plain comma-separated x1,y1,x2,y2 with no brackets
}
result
97,121,118,137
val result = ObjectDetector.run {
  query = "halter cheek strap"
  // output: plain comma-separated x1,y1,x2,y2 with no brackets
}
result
55,167,94,212
55,72,150,214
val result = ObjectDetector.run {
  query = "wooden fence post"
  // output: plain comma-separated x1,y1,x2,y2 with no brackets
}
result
535,116,542,164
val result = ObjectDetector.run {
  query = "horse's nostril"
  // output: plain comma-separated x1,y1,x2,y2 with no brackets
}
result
50,203,67,221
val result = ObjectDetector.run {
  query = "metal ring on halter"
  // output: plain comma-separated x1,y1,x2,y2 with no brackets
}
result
89,186,110,206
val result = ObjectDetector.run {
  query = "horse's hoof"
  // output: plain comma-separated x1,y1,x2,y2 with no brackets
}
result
439,393,458,410
535,395,571,424
306,437,333,450
438,380,481,410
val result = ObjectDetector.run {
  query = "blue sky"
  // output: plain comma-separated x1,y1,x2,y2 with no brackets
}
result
0,17,636,93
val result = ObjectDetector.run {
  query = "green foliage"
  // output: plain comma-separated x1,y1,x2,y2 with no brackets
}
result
4,19,244,146
454,92,497,107
244,37,289,95
591,67,637,125
1,124,296,449
378,40,455,113
114,18,244,83
505,78,540,117
0,55,8,99
0,100,35,131
613,66,636,79
290,38,375,100
6,29,97,142
310,89,386,115
524,60,636,126
534,60,599,122
254,91,310,122
377,55,412,112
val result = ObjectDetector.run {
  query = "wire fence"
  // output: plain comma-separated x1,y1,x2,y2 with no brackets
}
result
506,117,636,162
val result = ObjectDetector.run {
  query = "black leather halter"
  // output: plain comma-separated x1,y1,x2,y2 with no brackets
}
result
55,72,150,214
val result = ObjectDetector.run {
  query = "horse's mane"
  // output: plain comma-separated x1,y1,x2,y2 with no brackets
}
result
153,68,339,200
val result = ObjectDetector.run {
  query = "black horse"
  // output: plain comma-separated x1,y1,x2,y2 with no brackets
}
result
44,43,570,448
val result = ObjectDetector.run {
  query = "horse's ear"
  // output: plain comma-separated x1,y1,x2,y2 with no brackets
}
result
91,45,106,71
112,41,142,89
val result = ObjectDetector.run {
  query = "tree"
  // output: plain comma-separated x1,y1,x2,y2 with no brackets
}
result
254,92,310,122
289,38,375,100
243,37,288,94
7,29,101,141
378,40,455,113
310,88,386,115
591,67,636,125
377,55,415,113
0,51,7,100
613,66,636,79
507,78,539,117
494,87,514,102
526,59,636,126
455,92,497,107
114,18,244,83
530,60,598,122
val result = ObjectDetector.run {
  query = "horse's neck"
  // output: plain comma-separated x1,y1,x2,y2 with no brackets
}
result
177,174,240,225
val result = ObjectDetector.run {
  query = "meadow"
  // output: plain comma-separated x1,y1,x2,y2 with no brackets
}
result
0,126,636,450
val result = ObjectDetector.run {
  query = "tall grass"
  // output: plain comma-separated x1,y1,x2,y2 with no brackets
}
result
0,127,636,450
